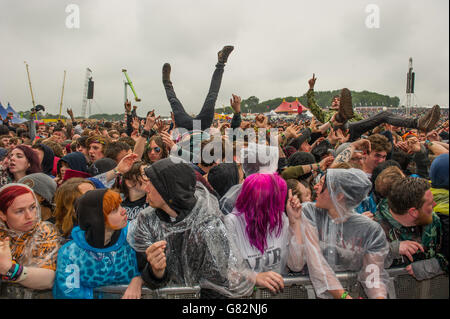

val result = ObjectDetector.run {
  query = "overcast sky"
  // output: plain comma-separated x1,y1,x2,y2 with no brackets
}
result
0,0,448,117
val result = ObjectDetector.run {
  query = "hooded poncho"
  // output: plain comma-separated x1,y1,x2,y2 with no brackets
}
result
299,168,390,299
127,181,255,298
0,184,62,271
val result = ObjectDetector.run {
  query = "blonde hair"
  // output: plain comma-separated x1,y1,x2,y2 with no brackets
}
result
54,178,95,237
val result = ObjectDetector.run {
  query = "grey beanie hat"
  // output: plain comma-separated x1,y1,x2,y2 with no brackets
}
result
18,173,57,204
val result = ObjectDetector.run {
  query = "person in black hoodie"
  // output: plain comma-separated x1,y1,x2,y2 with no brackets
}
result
207,162,244,199
55,152,88,185
127,158,255,299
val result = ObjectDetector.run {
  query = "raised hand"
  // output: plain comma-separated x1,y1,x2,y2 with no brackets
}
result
311,136,326,150
426,131,439,142
132,117,140,131
144,110,157,131
351,139,371,154
255,114,268,128
285,124,302,139
116,153,139,175
230,94,241,114
124,100,132,114
308,73,317,90
155,118,165,133
286,189,302,225
319,155,335,171
160,131,176,152
406,137,421,154
66,108,74,119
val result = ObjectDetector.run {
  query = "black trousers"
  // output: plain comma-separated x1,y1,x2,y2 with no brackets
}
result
348,111,418,141
163,62,225,131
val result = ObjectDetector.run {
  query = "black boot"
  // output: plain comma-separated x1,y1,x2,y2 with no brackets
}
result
217,45,234,64
162,63,171,83
338,88,354,123
417,105,440,132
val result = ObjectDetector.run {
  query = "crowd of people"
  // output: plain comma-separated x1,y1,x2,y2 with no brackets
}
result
0,46,448,299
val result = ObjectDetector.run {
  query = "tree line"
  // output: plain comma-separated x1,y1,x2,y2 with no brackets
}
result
215,90,400,114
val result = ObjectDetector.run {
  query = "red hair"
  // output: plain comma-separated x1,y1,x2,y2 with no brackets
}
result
102,190,122,229
0,186,33,214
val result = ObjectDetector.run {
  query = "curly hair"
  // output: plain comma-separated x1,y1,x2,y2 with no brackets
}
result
368,134,392,154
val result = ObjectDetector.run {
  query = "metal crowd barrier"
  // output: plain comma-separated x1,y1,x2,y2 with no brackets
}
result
0,268,448,299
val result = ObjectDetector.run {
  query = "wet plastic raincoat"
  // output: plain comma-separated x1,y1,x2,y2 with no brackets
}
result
0,183,62,272
127,182,255,298
299,168,390,299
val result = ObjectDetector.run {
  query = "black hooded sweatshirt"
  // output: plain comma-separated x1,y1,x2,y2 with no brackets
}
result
75,189,121,248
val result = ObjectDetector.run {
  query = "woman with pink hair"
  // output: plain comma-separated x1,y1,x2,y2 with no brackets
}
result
224,173,305,294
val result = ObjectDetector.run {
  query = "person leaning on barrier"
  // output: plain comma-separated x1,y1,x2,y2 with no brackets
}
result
0,184,62,290
375,177,448,281
127,158,255,298
300,168,390,299
53,189,142,299
224,173,305,294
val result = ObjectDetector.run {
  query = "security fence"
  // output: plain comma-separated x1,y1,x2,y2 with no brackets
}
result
0,267,448,299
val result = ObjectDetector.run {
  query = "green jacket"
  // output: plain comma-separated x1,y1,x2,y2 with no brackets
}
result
375,199,448,275
306,89,363,124
431,188,449,216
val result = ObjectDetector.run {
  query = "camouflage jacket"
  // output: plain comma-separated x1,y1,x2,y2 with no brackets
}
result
306,89,363,124
374,199,448,274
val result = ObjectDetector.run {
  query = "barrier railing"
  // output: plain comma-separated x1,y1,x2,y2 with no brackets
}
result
1,268,448,299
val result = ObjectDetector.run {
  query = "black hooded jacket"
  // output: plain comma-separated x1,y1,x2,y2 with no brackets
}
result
144,158,198,223
75,189,120,248
207,163,240,198
57,151,88,175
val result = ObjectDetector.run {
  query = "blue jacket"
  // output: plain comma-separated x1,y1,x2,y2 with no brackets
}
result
356,192,377,214
53,224,140,299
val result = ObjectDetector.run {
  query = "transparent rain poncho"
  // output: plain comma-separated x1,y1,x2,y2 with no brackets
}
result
225,209,306,275
219,143,279,215
0,183,62,271
127,182,255,298
299,169,390,299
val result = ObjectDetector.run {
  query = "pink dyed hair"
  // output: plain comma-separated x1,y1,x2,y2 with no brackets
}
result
235,173,287,254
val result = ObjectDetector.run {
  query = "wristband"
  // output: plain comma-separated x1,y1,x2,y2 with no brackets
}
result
340,291,349,299
113,168,121,176
15,267,28,283
141,129,151,139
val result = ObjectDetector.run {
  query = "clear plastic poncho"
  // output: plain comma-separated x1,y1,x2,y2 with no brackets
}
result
219,143,279,215
127,182,255,298
299,169,390,299
0,183,62,271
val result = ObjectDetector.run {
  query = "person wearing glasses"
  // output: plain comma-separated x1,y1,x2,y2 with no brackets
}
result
142,136,168,165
